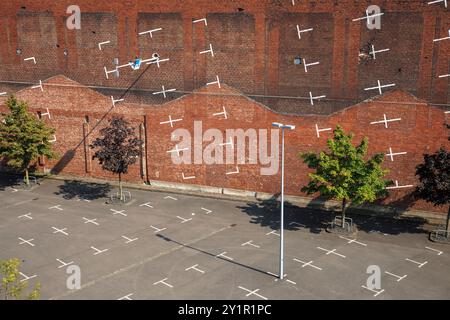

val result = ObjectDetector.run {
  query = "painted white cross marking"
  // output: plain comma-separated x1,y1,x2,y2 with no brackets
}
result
193,18,207,26
122,235,139,244
425,246,443,256
405,258,428,268
118,293,134,300
153,85,176,99
226,166,239,175
49,205,63,211
238,286,268,300
24,57,36,64
31,80,43,92
303,58,320,73
361,285,385,297
153,278,173,288
167,145,189,156
216,251,233,260
177,215,193,223
315,124,332,138
428,0,448,8
339,236,367,247
386,180,414,190
150,225,167,233
213,106,228,119
56,258,74,269
82,217,99,225
386,147,407,162
164,196,177,200
200,43,214,57
111,96,124,107
369,45,390,59
139,28,162,37
185,264,205,274
110,209,127,217
206,75,221,88
18,213,33,220
91,246,109,255
241,240,261,248
309,91,326,105
296,25,313,39
201,208,212,214
370,114,401,128
160,115,183,128
98,40,110,50
266,230,280,237
52,227,69,236
182,172,196,180
317,247,346,258
293,258,322,270
364,80,396,95
385,271,407,282
40,108,51,119
19,237,35,247
139,202,154,208
19,272,37,282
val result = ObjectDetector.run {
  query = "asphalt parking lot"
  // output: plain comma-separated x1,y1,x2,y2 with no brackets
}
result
0,176,449,300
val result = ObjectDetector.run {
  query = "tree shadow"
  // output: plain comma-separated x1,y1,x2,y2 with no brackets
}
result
54,179,112,201
237,193,429,236
237,194,329,235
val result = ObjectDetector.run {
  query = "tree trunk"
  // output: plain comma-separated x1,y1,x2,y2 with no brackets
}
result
24,168,29,186
341,198,347,228
119,172,123,201
446,206,450,238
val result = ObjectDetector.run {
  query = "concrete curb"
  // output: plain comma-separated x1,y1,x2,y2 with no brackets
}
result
27,172,447,226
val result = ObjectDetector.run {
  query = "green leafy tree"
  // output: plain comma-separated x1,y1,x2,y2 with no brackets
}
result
300,126,391,227
0,96,55,185
415,124,450,234
0,258,41,300
90,117,142,201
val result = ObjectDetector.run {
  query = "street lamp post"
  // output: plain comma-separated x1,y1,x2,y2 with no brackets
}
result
272,122,295,280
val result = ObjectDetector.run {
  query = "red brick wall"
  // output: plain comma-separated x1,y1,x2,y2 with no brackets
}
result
1,76,449,215
0,0,449,108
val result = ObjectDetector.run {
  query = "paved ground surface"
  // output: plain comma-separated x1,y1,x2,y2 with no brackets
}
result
1,176,449,300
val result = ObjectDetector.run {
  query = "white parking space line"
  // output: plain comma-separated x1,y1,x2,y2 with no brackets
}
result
122,235,138,244
153,278,173,288
238,286,268,300
241,240,260,248
52,227,69,236
49,205,63,211
164,196,177,201
385,271,407,282
82,217,99,226
339,236,367,246
118,293,134,300
150,225,167,233
185,264,205,274
405,258,427,268
425,246,443,256
18,213,33,220
215,251,233,260
19,272,37,282
91,246,109,255
266,230,280,237
18,237,35,247
361,285,384,297
293,258,323,271
201,208,212,214
110,209,127,217
56,258,74,269
317,247,346,258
